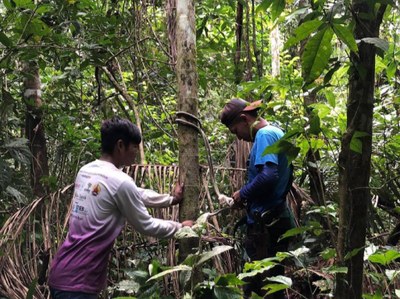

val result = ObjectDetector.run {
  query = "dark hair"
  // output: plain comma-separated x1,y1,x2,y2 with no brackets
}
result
100,116,142,154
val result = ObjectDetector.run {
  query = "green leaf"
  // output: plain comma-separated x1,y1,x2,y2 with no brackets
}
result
309,103,332,119
26,278,38,299
262,140,300,164
333,24,358,53
215,274,245,286
0,32,13,47
362,290,383,299
309,111,321,135
323,266,348,274
360,38,389,52
302,27,334,83
279,226,308,241
263,283,290,295
174,226,198,239
147,265,192,282
116,279,140,294
285,19,324,49
196,245,233,266
321,248,336,260
3,0,13,9
14,0,35,8
213,286,242,299
270,0,285,21
368,250,400,266
182,254,198,267
344,247,363,260
6,186,28,204
256,0,273,13
323,61,341,85
267,275,292,286
350,131,370,154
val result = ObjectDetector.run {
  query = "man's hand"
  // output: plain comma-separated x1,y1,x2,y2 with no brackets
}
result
171,182,184,205
181,220,194,227
231,190,245,209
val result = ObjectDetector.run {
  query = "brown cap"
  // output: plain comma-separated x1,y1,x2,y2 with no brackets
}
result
220,98,262,126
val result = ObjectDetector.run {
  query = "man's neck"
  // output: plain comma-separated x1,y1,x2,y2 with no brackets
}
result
99,154,120,168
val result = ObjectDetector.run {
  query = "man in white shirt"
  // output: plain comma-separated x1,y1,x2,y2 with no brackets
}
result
48,116,193,298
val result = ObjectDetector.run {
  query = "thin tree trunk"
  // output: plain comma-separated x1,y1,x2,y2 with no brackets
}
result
336,2,387,298
167,0,177,69
270,25,280,77
23,62,49,198
175,0,200,264
234,0,244,84
251,0,262,78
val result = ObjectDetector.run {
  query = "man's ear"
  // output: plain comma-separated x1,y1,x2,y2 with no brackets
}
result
240,113,252,125
115,139,124,152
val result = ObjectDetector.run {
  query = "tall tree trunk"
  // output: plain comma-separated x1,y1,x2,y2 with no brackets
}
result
23,61,49,198
270,25,280,77
336,2,387,298
251,0,262,78
167,0,177,69
234,0,244,84
175,0,200,263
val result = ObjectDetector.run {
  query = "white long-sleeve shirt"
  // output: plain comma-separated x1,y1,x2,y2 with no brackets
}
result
48,160,181,294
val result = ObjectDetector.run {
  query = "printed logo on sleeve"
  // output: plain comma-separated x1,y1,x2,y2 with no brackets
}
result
92,183,101,196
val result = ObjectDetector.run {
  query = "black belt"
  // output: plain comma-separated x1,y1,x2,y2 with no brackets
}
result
251,201,287,228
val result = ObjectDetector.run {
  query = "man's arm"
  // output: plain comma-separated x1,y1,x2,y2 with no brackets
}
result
116,181,192,238
235,162,279,203
136,187,174,208
137,181,183,207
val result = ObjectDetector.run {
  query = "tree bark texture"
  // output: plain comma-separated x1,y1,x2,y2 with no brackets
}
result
167,0,177,68
336,2,386,298
23,62,49,198
175,0,200,263
234,0,244,84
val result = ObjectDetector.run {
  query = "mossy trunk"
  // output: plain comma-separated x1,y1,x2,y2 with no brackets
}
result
175,0,200,263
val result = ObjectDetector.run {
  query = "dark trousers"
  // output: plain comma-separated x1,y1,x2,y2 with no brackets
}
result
50,287,98,299
243,216,294,299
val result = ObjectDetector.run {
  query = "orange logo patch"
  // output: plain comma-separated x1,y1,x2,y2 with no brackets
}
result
92,184,101,196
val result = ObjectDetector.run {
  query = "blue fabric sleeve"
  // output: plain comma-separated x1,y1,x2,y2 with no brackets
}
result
253,130,279,166
240,162,279,201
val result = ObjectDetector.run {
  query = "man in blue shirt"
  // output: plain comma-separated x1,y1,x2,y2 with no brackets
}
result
220,98,294,299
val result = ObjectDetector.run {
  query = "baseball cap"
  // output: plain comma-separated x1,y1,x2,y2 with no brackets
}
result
220,98,262,126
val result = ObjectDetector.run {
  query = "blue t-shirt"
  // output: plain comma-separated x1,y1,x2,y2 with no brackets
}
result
246,125,291,224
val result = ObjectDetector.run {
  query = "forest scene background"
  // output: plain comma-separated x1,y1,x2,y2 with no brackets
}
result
0,0,399,298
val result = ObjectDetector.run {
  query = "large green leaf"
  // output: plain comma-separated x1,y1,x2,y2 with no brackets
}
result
368,250,400,266
301,27,334,83
270,0,285,21
146,265,192,282
332,23,358,53
213,286,242,299
0,32,13,48
256,0,285,21
196,245,233,266
263,276,292,294
14,0,35,8
215,274,245,286
262,140,300,164
285,19,324,49
361,38,389,52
